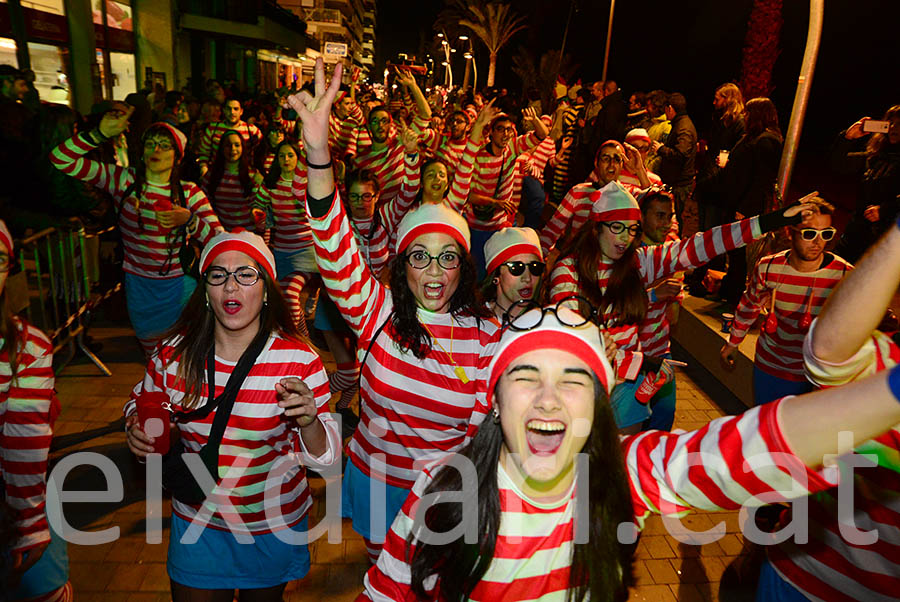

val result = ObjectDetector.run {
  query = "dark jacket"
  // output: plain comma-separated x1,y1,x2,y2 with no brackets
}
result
720,130,782,217
657,112,697,187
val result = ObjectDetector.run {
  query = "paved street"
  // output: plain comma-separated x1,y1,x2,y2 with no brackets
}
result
51,307,755,602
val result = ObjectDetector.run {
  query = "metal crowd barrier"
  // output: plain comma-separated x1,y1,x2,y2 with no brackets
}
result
14,219,122,376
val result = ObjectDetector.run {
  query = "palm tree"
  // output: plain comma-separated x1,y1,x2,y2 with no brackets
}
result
454,1,527,87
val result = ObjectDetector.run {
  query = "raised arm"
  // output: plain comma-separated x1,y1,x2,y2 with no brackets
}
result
396,68,431,122
812,223,900,363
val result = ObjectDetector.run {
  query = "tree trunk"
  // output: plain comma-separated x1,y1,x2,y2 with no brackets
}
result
487,52,497,87
462,59,471,92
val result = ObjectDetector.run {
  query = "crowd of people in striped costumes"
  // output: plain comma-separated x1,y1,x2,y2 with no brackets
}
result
2,52,900,602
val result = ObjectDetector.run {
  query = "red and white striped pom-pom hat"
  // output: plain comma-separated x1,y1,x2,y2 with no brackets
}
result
200,229,276,281
590,181,641,223
487,305,615,401
484,227,542,275
395,203,471,254
625,128,651,146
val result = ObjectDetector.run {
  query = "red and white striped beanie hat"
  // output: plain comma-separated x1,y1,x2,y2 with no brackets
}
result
200,229,276,281
145,122,188,157
590,181,641,223
395,203,471,253
625,128,651,145
484,227,542,274
0,219,12,255
487,306,614,401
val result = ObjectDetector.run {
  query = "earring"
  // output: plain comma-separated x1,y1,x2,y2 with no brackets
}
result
491,406,500,424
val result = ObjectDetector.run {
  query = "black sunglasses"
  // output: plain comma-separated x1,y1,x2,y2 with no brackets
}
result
502,260,545,277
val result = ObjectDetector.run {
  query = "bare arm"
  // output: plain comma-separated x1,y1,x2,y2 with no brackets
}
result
812,223,900,363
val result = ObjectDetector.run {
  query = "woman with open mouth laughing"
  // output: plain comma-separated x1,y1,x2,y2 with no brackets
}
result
549,181,816,434
363,303,900,601
481,226,546,322
286,59,500,566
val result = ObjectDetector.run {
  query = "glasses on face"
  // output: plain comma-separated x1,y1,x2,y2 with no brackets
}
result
598,154,623,165
505,295,597,331
369,117,390,126
405,250,461,270
502,260,545,277
0,253,10,273
204,266,261,286
348,192,375,202
795,227,836,241
600,221,642,237
493,125,516,134
144,138,174,151
632,143,650,153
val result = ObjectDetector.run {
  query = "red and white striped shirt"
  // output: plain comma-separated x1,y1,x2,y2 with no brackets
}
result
638,236,685,358
550,217,764,380
252,173,313,253
350,138,406,203
0,320,58,553
306,191,501,488
197,120,262,168
123,334,340,534
413,116,469,176
261,150,276,174
50,133,222,279
467,133,541,231
619,167,662,192
765,321,900,601
510,135,556,207
729,251,852,381
330,104,364,158
202,171,255,232
363,400,839,600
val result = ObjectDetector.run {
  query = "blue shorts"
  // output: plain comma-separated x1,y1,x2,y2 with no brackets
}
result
167,514,310,590
755,559,809,602
273,247,317,280
341,460,411,543
313,292,350,334
125,272,196,341
609,379,651,429
753,366,814,405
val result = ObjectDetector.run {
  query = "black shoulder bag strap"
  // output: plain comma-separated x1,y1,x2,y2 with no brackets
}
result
356,312,392,389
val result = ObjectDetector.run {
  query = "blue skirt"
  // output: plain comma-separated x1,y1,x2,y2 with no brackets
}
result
7,526,69,599
167,514,310,590
341,461,411,543
125,272,197,341
609,379,651,429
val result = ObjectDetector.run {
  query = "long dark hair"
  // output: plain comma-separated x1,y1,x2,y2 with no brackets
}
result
867,104,900,157
255,124,285,173
387,244,490,360
743,97,782,141
409,376,636,601
129,124,186,217
563,222,647,326
262,140,301,190
207,131,254,200
0,288,22,382
159,263,304,409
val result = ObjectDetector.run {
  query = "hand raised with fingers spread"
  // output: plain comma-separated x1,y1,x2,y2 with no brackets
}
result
470,98,498,143
284,58,343,162
99,104,136,139
522,106,538,127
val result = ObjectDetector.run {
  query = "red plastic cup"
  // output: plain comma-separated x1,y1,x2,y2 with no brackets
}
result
135,391,171,454
153,199,173,212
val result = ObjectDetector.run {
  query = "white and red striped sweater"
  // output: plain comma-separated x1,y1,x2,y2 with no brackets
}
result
550,217,764,380
123,334,340,534
252,173,313,254
306,190,501,488
350,137,406,203
638,236,685,358
729,251,852,381
362,400,839,600
201,171,255,232
763,322,900,601
330,105,364,158
50,133,223,279
0,319,58,553
467,133,541,231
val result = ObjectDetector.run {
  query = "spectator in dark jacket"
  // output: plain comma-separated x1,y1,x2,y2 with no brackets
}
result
653,93,697,231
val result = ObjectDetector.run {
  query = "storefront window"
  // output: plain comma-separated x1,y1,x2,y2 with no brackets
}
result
20,0,65,16
0,37,70,104
92,0,132,30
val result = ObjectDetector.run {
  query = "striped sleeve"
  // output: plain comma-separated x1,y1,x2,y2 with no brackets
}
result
624,400,840,527
539,183,592,254
729,256,771,345
638,216,762,285
509,132,540,159
196,123,215,167
184,183,224,245
381,152,421,232
50,132,132,199
1,323,58,552
548,256,581,304
446,140,481,213
306,190,388,338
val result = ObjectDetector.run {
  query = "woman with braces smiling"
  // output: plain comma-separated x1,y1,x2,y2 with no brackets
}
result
363,301,900,601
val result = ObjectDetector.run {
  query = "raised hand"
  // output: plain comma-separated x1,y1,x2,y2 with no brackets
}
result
99,104,135,139
845,117,871,140
623,142,646,173
399,122,419,153
394,68,416,89
522,106,539,128
783,191,820,220
284,58,343,163
470,98,498,143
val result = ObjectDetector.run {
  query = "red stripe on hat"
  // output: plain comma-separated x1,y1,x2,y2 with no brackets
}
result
625,132,651,144
0,230,12,255
201,239,276,280
397,223,470,254
486,243,543,274
591,208,642,222
488,330,610,404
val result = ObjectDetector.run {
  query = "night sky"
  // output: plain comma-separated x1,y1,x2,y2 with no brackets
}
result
376,0,899,203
